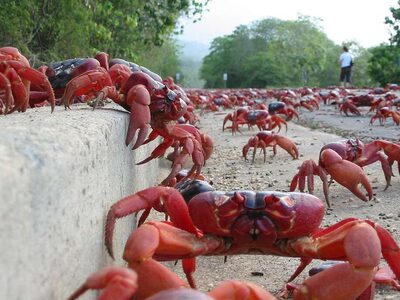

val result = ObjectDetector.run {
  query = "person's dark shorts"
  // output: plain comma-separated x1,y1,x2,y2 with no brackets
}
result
340,66,352,82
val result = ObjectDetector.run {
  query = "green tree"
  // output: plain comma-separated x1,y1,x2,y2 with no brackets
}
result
201,16,344,88
367,45,400,86
201,36,235,88
385,0,400,45
0,0,208,71
137,39,181,79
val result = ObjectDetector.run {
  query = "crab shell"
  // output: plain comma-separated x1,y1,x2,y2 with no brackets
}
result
188,191,325,245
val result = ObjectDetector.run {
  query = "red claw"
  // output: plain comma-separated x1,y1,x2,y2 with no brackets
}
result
105,186,200,259
68,267,138,300
290,138,395,206
124,84,151,149
320,148,373,202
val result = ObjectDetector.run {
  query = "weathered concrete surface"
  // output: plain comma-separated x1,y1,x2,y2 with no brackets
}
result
0,103,160,299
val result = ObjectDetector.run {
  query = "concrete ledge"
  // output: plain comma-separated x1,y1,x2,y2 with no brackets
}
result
0,104,160,299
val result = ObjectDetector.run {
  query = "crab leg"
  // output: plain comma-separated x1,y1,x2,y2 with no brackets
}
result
269,115,288,132
105,186,200,259
222,112,233,131
356,140,393,190
0,72,13,113
290,159,329,206
157,125,207,186
6,60,56,112
136,136,174,165
373,140,400,176
0,64,28,113
264,135,299,160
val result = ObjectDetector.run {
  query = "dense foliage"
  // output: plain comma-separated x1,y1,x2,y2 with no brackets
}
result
385,0,400,46
200,16,378,88
365,1,400,86
0,0,207,78
367,45,400,86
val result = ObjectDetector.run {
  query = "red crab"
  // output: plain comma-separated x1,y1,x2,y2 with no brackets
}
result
104,185,400,300
45,52,122,101
319,90,340,105
338,94,377,116
212,93,234,109
68,266,277,300
294,96,320,112
290,139,396,207
223,107,287,134
0,46,55,114
268,101,299,121
338,97,362,116
63,67,212,185
62,62,132,109
242,131,299,163
370,107,400,126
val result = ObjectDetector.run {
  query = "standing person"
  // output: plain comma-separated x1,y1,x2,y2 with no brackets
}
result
339,46,353,88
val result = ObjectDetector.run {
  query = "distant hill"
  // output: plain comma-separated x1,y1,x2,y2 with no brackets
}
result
178,40,210,61
177,40,210,88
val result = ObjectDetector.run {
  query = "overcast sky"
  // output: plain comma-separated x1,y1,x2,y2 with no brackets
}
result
179,0,398,48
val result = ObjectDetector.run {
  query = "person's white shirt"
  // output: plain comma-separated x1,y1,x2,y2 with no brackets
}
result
339,52,352,68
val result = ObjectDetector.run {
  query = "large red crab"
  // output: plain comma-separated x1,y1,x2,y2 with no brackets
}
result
0,46,55,114
62,65,212,185
242,131,299,163
104,185,400,300
290,139,396,207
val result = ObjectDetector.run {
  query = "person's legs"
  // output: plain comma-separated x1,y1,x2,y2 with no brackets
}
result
340,68,346,87
344,68,351,88
340,67,351,88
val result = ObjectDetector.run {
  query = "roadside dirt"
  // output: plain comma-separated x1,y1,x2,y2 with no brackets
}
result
156,90,400,299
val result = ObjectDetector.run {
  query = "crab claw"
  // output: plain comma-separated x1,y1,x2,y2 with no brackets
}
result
6,61,56,113
62,68,113,109
320,148,373,202
0,72,14,114
68,267,138,300
200,132,214,160
223,112,233,131
105,186,199,259
125,84,151,149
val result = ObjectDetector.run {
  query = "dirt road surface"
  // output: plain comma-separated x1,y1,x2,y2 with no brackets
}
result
156,92,400,299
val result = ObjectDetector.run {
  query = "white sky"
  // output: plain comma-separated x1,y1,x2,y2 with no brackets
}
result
179,0,398,48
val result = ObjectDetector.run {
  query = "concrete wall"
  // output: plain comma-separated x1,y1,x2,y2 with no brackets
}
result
0,104,161,299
